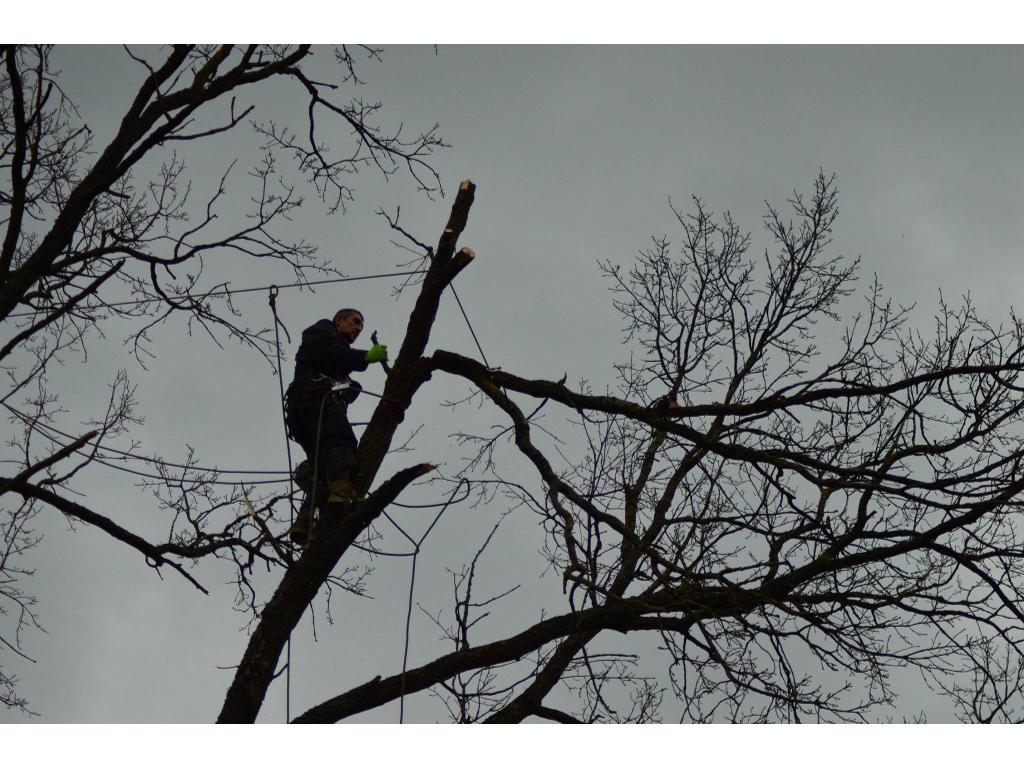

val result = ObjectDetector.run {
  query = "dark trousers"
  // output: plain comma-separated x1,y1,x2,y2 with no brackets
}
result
285,384,359,512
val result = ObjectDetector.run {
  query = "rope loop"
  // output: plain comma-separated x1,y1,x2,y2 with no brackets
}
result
267,286,291,345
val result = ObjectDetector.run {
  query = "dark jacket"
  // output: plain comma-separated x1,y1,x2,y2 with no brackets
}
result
291,319,369,396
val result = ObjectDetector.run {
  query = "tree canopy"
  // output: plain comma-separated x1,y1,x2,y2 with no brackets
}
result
4,45,1024,724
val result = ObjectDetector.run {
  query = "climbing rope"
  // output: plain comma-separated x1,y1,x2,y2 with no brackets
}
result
268,285,299,723
381,478,468,723
449,285,491,369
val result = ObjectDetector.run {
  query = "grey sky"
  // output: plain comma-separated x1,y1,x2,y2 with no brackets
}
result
4,45,1024,723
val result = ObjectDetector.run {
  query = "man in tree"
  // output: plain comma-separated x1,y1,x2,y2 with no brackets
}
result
284,308,388,545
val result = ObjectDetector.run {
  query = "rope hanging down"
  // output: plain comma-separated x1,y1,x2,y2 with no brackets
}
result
269,285,298,724
381,478,468,724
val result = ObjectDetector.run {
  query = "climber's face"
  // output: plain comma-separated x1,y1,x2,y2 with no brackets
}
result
335,311,364,343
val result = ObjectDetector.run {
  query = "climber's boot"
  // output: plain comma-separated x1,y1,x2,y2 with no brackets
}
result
327,477,361,505
292,460,314,494
288,502,314,547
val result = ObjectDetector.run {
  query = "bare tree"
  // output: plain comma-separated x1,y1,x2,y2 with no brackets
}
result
0,44,444,715
285,172,1024,725
5,45,1024,724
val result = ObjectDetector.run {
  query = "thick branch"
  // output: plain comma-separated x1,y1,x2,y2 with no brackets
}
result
0,429,97,494
1,46,29,274
429,349,1003,495
2,476,209,593
484,633,596,723
293,603,636,723
532,705,583,724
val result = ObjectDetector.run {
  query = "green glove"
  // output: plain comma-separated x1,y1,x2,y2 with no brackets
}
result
365,343,388,364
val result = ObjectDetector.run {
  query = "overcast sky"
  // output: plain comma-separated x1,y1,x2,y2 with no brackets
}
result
4,44,1024,724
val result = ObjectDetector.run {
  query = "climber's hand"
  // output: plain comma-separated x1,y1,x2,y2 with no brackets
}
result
365,344,389,364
